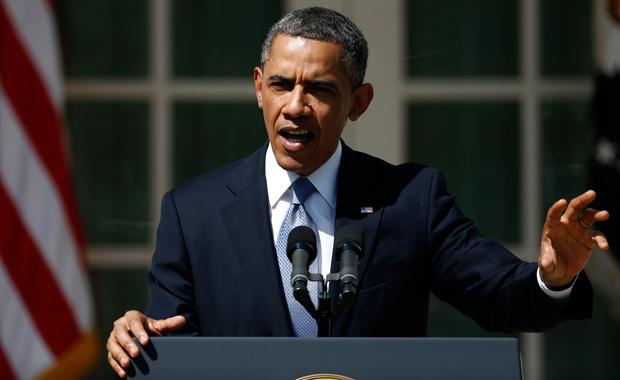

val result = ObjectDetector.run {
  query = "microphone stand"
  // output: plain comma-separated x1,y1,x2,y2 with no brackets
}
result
317,283,332,337
295,272,358,337
289,225,364,337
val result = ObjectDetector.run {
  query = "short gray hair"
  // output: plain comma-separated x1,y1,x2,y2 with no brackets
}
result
260,7,368,90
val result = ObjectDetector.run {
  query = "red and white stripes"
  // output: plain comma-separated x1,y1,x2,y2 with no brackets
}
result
0,0,97,379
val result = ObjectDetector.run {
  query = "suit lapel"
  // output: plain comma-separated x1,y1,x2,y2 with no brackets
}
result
219,143,294,336
218,142,386,337
331,143,386,336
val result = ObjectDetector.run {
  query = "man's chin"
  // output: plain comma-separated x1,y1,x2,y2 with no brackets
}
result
274,155,316,176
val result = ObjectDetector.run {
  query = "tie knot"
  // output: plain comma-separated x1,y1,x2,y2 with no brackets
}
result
290,177,315,205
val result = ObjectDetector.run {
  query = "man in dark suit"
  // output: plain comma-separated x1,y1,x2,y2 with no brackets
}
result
107,7,610,378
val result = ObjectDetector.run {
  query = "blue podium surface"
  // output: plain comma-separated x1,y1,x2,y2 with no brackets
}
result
119,337,522,380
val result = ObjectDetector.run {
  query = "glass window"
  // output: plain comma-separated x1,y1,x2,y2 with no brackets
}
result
541,101,591,213
545,289,620,380
541,0,592,77
67,101,150,244
173,102,267,185
428,294,518,338
406,0,518,77
56,0,149,78
408,102,521,243
173,0,282,77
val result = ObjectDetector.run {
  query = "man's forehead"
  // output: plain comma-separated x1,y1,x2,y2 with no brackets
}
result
273,33,341,48
281,35,310,49
267,34,343,62
265,36,346,75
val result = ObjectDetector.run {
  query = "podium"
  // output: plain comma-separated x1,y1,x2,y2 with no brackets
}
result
119,337,522,380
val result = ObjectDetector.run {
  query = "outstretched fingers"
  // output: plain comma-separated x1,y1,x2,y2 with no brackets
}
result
545,199,568,230
579,208,610,227
539,190,611,287
564,190,597,222
591,230,610,251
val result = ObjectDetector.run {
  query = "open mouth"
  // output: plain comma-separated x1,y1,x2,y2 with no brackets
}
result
280,130,314,143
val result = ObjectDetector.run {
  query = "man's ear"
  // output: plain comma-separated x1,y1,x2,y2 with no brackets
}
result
349,83,374,121
254,67,264,109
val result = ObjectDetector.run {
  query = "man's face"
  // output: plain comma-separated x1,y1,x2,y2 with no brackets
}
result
254,35,372,176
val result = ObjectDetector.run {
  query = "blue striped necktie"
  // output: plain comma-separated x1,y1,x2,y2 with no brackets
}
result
275,177,319,337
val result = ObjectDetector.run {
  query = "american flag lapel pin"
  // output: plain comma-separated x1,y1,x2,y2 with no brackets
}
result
361,207,373,214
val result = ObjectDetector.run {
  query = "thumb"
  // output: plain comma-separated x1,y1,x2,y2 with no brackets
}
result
163,315,186,333
149,315,186,336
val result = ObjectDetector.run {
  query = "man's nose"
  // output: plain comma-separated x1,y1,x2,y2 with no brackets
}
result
283,86,310,118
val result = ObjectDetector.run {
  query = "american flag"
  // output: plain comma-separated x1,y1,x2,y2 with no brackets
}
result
0,0,97,379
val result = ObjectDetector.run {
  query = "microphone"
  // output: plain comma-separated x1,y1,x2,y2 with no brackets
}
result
286,226,318,298
334,225,365,300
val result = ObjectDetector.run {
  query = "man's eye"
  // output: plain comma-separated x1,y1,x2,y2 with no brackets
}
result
312,86,333,94
271,82,291,90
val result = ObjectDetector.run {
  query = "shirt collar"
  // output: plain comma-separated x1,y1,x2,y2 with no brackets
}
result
265,141,341,210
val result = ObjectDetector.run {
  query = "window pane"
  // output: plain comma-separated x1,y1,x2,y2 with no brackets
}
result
407,102,520,243
173,102,267,185
406,0,518,77
545,289,620,380
541,0,592,77
173,0,282,77
56,0,149,78
67,102,150,244
541,101,591,213
428,293,518,339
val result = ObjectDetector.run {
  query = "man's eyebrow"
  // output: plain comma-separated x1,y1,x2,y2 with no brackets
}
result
267,75,338,90
268,75,292,83
307,78,337,90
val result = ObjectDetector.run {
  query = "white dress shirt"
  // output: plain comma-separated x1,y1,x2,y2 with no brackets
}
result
265,142,341,277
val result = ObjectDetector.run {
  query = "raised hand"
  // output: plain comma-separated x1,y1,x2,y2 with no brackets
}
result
539,190,609,287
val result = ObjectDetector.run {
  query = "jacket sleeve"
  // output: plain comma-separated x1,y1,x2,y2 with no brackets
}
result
427,170,593,333
144,191,202,336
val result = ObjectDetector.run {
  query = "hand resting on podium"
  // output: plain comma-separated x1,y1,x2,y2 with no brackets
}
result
107,310,185,378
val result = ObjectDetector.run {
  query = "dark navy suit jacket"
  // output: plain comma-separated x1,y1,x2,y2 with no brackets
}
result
145,142,592,337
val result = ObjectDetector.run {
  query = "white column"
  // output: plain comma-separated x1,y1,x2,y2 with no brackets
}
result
352,0,405,164
149,0,173,253
520,0,545,379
